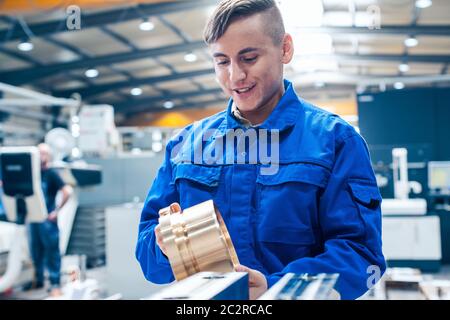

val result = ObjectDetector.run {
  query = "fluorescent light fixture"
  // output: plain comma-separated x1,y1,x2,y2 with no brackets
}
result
130,87,143,96
71,148,81,158
394,82,405,90
71,123,80,137
278,0,324,28
291,57,338,73
322,12,352,27
184,53,198,62
85,68,99,78
152,130,163,141
314,81,325,88
152,142,163,153
139,19,155,31
415,0,432,9
404,37,418,47
398,63,410,73
17,40,33,51
293,33,334,55
164,101,174,109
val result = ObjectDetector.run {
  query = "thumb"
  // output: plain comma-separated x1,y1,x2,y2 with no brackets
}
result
234,264,249,273
235,264,257,284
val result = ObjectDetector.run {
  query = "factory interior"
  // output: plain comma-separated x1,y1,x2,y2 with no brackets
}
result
0,0,450,302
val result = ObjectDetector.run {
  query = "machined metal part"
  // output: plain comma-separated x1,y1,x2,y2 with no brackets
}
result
158,200,239,281
259,273,340,300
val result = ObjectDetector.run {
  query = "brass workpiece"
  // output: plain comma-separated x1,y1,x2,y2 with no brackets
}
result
158,200,240,281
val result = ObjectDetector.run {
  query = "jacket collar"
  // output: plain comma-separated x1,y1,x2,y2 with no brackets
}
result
223,79,303,132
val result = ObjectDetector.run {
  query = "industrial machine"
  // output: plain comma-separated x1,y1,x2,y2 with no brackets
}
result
0,147,47,293
147,272,248,300
381,148,442,271
259,273,339,300
0,145,102,296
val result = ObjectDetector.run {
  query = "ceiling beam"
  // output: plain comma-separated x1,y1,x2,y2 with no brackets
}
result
4,48,449,86
52,68,214,98
0,0,218,42
0,40,206,84
116,87,223,114
295,25,450,36
331,53,450,64
121,97,229,119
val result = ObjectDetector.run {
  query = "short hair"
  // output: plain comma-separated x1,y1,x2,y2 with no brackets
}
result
203,0,285,46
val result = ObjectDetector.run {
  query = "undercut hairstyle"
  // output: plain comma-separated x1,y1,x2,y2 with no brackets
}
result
203,0,285,46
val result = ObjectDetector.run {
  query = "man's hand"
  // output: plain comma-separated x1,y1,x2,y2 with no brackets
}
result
154,225,168,256
235,264,267,300
47,211,58,222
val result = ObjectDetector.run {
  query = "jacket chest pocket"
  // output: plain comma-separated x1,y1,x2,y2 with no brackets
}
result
174,163,222,209
256,163,330,244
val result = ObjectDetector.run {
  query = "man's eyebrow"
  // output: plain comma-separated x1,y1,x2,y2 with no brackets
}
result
238,47,259,55
212,47,260,58
212,52,228,58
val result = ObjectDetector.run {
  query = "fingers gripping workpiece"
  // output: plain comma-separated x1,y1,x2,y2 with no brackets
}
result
158,200,240,281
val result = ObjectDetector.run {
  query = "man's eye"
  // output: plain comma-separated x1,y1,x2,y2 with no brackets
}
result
243,56,257,63
216,60,229,66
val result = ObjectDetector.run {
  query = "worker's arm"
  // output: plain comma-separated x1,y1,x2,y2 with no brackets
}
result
135,141,179,284
48,183,73,222
266,131,386,300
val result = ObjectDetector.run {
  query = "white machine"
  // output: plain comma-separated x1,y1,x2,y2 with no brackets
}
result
0,147,47,293
381,148,441,270
381,148,427,215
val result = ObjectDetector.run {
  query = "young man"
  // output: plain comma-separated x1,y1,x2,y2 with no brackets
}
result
27,143,73,296
136,0,385,300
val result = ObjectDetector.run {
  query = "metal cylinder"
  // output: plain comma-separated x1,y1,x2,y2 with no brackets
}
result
158,200,239,281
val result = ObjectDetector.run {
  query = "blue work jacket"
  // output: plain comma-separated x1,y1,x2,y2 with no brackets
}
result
136,80,386,300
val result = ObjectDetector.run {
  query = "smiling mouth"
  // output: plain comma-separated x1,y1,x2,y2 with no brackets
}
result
233,84,256,95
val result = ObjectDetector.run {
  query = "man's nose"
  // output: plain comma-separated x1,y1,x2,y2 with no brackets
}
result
229,62,246,84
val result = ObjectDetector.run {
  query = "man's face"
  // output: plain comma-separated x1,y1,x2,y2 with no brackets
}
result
39,146,50,169
209,13,293,114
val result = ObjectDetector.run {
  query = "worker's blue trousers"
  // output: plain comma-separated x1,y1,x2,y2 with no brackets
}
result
28,221,61,287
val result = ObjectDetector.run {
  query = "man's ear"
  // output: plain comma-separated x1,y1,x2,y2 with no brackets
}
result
281,33,294,64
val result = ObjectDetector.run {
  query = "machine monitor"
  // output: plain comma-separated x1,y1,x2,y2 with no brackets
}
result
428,161,450,195
0,147,47,224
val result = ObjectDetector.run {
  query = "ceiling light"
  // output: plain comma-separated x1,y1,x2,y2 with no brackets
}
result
152,142,163,153
314,81,325,88
152,130,162,141
398,63,410,73
278,0,324,28
415,0,432,9
184,53,198,63
85,68,99,78
130,87,143,96
139,19,155,31
404,37,418,47
17,40,33,51
164,101,174,109
394,82,405,90
293,33,334,55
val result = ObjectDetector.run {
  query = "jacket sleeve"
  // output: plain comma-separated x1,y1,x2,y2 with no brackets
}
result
266,132,386,300
135,142,178,284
